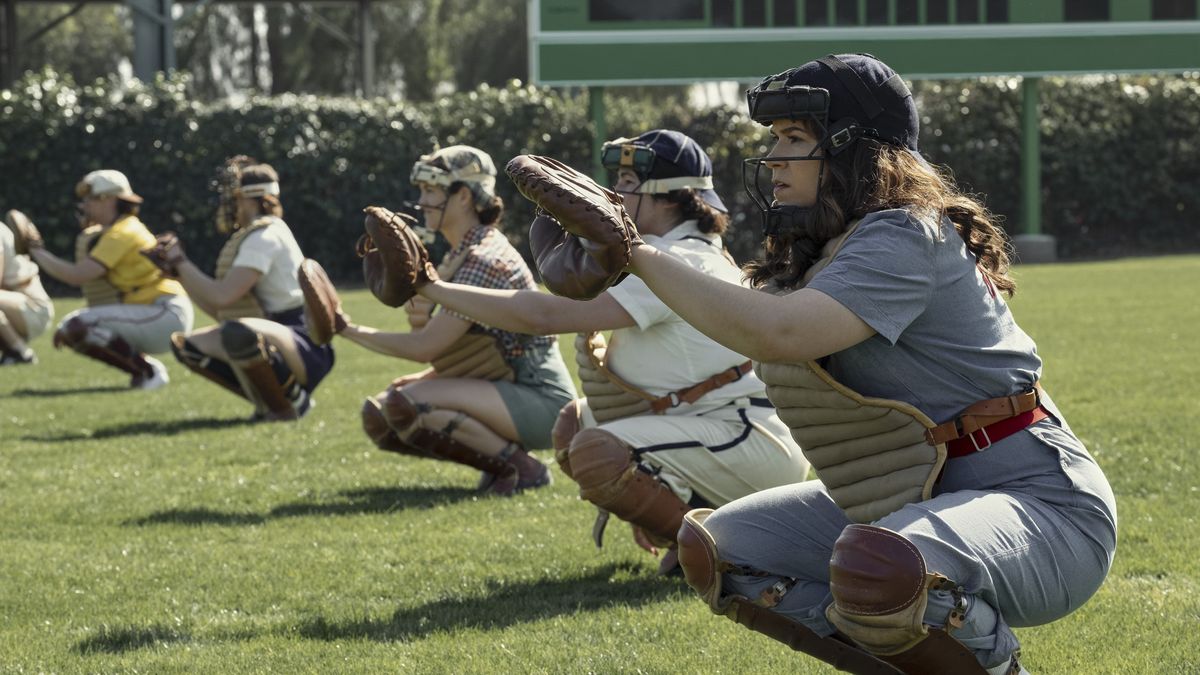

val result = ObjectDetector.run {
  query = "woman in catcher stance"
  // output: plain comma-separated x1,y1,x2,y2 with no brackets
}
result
533,55,1116,673
0,211,53,365
152,158,334,421
21,170,194,388
334,145,575,496
415,131,808,573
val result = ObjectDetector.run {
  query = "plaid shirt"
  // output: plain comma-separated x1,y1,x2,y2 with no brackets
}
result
440,225,554,360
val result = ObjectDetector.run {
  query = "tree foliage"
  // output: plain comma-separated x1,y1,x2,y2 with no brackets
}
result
2,69,1198,296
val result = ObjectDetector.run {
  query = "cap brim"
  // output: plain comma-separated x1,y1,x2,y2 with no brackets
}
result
700,188,727,214
120,192,144,204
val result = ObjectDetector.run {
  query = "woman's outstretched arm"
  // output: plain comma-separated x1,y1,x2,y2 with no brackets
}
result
418,281,636,335
627,245,874,363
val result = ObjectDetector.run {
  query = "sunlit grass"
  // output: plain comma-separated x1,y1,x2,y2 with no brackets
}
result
2,256,1197,673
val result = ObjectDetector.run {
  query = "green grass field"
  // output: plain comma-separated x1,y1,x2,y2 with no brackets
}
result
2,256,1198,673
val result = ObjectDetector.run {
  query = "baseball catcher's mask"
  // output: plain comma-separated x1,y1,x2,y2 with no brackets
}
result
743,53,918,237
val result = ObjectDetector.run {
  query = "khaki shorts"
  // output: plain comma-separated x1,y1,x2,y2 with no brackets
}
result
580,398,810,507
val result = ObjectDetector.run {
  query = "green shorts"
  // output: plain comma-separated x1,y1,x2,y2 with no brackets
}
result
493,341,577,450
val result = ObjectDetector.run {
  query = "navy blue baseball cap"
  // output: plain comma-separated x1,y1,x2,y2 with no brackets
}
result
747,53,920,154
602,129,728,214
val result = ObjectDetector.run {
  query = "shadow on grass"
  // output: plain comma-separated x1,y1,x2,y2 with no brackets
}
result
297,563,684,642
6,385,128,398
21,416,257,442
125,485,479,527
74,624,191,654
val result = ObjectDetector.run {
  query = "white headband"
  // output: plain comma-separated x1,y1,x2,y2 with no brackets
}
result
239,182,280,198
636,175,714,194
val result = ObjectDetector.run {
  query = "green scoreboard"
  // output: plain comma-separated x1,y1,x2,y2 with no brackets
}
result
531,0,1199,260
530,0,1200,85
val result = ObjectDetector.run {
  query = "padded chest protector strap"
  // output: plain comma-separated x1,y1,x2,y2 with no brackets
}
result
214,218,271,321
75,226,122,306
755,220,947,523
575,331,654,423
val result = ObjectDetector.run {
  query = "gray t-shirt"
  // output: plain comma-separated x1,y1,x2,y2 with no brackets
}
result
805,208,1115,533
806,208,1041,425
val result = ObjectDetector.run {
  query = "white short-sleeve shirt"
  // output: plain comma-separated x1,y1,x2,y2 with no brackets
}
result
0,224,39,288
604,220,765,413
230,216,305,314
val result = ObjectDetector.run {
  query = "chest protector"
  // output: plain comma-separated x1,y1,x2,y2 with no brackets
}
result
575,331,654,423
75,226,122,306
756,221,946,523
214,218,271,321
427,245,515,382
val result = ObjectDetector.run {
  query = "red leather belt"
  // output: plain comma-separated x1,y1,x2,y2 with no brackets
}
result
945,405,1050,458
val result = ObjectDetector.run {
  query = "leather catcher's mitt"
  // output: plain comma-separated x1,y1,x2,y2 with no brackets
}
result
4,209,44,255
140,231,183,277
359,206,438,307
505,155,641,300
298,258,347,345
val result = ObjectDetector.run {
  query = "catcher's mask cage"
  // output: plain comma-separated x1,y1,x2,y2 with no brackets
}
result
744,54,908,237
410,154,497,231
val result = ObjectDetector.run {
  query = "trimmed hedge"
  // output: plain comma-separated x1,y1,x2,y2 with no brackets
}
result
2,69,1198,292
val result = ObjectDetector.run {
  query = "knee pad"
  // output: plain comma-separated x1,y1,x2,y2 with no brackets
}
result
677,509,725,611
220,320,263,361
382,386,423,434
568,428,688,544
827,524,951,657
171,333,243,397
54,316,91,350
361,396,393,446
566,428,635,502
552,400,582,477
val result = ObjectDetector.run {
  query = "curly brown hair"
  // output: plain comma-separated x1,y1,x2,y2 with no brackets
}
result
653,188,729,235
745,131,1015,296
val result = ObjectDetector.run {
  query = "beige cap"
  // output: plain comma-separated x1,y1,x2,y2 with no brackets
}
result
410,145,497,204
75,169,143,204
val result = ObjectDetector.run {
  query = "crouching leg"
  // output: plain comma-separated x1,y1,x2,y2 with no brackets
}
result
677,510,902,675
826,524,998,674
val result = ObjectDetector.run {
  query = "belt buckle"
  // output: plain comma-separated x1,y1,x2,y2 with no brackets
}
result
969,426,993,452
666,392,682,409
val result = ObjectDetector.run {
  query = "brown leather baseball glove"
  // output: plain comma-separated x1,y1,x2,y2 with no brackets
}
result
4,209,44,255
505,155,642,300
298,258,347,345
140,231,184,277
359,206,439,307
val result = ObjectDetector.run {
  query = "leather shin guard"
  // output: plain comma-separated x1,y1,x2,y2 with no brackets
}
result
567,428,689,546
170,333,246,399
827,524,987,674
677,510,901,675
361,396,435,458
552,399,583,479
410,427,516,482
56,318,150,377
220,322,296,421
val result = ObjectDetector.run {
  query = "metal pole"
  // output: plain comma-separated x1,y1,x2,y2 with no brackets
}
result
589,86,606,183
359,0,374,96
1012,75,1055,262
1020,76,1041,236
